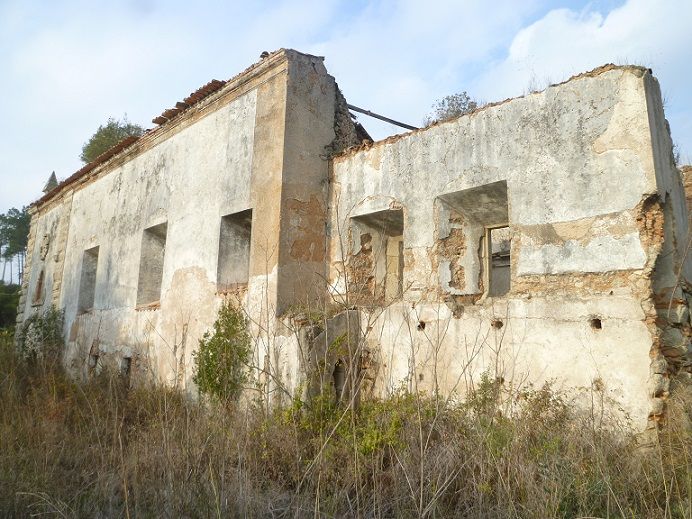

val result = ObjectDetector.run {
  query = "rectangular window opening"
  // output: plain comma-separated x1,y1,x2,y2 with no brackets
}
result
217,209,252,291
438,180,510,299
486,226,511,297
136,222,167,306
351,209,404,301
78,246,99,313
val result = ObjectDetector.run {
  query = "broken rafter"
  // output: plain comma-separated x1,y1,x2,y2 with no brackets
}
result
347,104,418,131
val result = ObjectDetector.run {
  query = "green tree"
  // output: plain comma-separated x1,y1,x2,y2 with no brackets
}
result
193,302,252,403
80,116,144,163
424,91,479,125
0,207,30,283
0,281,20,328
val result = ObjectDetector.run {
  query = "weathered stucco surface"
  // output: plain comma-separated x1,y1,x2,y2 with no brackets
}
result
329,66,690,429
18,53,689,431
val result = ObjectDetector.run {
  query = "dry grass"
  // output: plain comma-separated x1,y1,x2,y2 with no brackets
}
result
0,329,690,518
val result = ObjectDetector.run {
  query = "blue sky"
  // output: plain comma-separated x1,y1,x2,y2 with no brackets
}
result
1,0,690,215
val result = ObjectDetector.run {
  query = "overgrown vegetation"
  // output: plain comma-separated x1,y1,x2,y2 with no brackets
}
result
193,301,251,403
0,206,30,283
14,306,64,366
424,91,480,125
0,281,19,328
1,328,690,517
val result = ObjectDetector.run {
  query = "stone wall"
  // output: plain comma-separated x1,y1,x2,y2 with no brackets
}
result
18,54,689,431
18,50,358,394
329,65,690,429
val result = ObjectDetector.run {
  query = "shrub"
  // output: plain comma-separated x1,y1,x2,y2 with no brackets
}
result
192,301,251,402
14,306,64,366
0,281,20,329
1,327,690,518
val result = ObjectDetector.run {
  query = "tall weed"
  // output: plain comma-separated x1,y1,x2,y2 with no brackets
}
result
0,332,690,518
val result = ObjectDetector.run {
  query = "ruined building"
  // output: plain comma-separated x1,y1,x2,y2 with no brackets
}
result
17,50,691,430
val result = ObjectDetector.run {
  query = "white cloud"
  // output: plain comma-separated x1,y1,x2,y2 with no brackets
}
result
308,0,542,137
472,0,692,159
0,0,690,214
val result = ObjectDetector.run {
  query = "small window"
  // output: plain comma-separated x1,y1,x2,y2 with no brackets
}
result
32,269,45,306
217,209,252,291
137,223,167,306
437,180,510,298
485,226,511,297
78,246,99,313
351,209,404,300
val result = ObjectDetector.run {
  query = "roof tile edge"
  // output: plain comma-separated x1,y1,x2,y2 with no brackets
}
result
34,48,296,208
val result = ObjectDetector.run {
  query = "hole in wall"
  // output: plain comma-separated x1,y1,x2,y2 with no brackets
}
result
487,227,511,297
592,378,604,391
333,360,345,403
120,357,132,386
491,319,503,329
419,373,424,381
417,321,426,331
590,318,602,330
32,269,45,305
88,354,99,370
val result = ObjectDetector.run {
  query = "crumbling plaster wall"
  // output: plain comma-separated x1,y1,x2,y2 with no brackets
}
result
259,52,363,402
329,66,690,429
20,53,687,428
18,200,69,319
19,50,358,400
62,88,258,387
277,53,339,311
644,78,692,415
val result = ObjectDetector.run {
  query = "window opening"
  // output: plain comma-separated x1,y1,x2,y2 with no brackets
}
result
437,180,510,298
486,226,511,297
78,246,99,313
136,222,167,306
120,357,132,387
351,208,404,300
217,209,252,291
